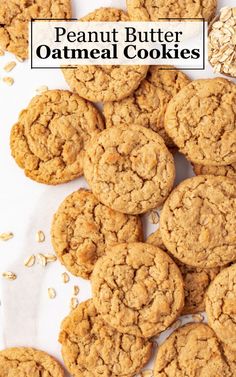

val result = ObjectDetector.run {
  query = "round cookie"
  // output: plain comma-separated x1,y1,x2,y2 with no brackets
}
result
160,175,236,268
153,323,231,377
194,163,236,180
222,345,236,375
10,90,104,185
51,189,143,279
91,242,184,338
62,8,148,102
164,78,236,165
126,0,216,22
104,66,190,147
84,125,175,215
147,229,221,314
0,347,65,377
206,264,236,351
0,0,71,59
59,299,153,377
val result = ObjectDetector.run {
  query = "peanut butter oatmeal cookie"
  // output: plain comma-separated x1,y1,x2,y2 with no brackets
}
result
0,0,71,59
104,66,190,147
147,229,220,314
206,264,236,351
84,125,175,215
153,323,231,377
59,299,153,377
62,8,148,102
10,90,104,185
194,162,236,180
51,189,143,279
0,347,65,377
164,78,236,166
91,242,184,338
127,0,216,21
160,175,236,268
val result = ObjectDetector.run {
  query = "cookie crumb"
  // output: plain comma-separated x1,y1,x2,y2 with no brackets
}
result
140,370,153,377
35,230,45,243
2,271,17,280
36,85,48,94
3,61,16,73
70,297,78,310
73,285,80,296
3,77,14,86
48,288,56,299
62,272,70,284
0,232,14,241
148,210,160,225
192,313,204,323
24,255,36,267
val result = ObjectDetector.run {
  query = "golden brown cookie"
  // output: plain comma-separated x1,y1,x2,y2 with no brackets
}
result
127,0,216,21
62,8,148,102
91,242,184,338
10,90,104,185
164,78,236,165
51,189,143,279
59,299,153,377
147,229,220,314
104,66,190,147
222,344,236,375
206,264,236,351
84,125,175,215
160,175,236,268
153,323,231,377
0,0,71,59
0,347,65,377
194,163,236,180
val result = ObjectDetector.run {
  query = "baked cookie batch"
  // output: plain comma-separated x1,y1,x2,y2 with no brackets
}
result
1,1,236,377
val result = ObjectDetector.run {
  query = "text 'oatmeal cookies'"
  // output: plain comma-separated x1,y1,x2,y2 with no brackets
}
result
59,299,153,377
51,189,143,279
10,90,104,185
160,175,236,268
91,242,184,338
84,125,175,215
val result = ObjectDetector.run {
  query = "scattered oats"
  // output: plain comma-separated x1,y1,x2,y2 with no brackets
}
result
16,56,24,62
0,232,14,241
35,230,45,243
4,61,16,72
48,287,56,299
73,285,80,296
220,7,232,22
0,49,5,56
36,85,48,94
148,210,159,225
24,255,36,267
62,272,70,284
140,370,153,377
192,313,204,322
70,297,79,310
45,254,57,263
37,253,47,267
171,319,182,330
2,271,17,280
3,77,14,86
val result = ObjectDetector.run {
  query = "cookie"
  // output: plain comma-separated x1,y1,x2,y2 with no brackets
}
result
164,78,236,165
91,242,184,338
194,163,236,180
104,66,190,147
84,125,175,215
51,189,143,279
153,323,231,377
0,347,64,376
10,90,104,185
160,175,236,268
0,0,71,59
206,264,236,351
59,299,153,377
127,0,216,21
222,344,236,375
62,8,148,102
147,229,220,314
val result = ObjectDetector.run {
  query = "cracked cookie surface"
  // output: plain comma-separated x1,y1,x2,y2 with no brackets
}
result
51,189,143,279
126,0,216,21
84,125,175,215
147,229,220,314
62,8,148,103
194,163,236,180
0,0,71,59
0,347,65,377
59,299,152,377
160,175,236,268
164,78,236,165
206,264,236,351
91,242,184,338
153,323,231,377
104,66,190,147
10,90,104,185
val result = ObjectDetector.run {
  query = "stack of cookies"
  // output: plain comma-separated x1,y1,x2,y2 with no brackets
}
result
1,1,236,377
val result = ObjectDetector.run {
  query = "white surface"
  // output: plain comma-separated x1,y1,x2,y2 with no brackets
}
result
0,0,235,374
